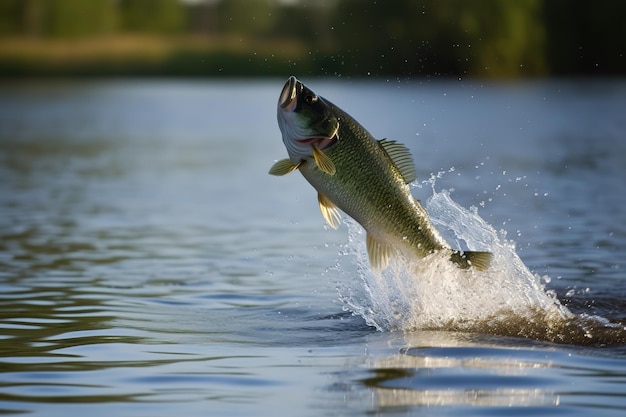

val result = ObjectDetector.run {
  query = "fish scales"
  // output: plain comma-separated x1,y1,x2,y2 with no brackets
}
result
271,76,492,271
298,105,442,259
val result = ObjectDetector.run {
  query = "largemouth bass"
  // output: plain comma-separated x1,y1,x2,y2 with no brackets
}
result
270,76,491,271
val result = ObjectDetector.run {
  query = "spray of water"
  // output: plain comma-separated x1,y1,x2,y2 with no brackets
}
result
335,184,625,345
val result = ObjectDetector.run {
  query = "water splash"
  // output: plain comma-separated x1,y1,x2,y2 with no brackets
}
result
335,188,626,345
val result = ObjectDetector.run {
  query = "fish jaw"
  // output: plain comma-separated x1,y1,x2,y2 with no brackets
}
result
277,76,340,164
279,75,298,111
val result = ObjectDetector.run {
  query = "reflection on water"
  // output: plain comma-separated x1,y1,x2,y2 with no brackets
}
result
0,79,625,416
354,332,626,413
364,354,562,408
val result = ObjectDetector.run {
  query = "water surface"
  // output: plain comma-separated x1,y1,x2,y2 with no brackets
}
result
0,78,625,416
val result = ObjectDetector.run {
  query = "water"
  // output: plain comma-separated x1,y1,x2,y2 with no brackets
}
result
0,78,625,416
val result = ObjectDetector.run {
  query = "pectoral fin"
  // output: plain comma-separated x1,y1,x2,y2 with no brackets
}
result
449,250,492,271
269,158,301,176
318,193,341,229
312,146,336,175
366,233,394,271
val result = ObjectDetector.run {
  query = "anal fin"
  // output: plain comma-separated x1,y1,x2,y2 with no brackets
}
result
318,193,341,229
366,233,394,271
449,250,492,271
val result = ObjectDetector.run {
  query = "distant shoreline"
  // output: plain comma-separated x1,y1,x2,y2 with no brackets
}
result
0,35,310,78
0,35,623,79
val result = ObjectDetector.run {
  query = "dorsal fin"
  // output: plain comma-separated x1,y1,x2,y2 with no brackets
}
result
379,139,417,184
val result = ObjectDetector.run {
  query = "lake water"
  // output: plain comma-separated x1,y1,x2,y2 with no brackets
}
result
0,78,625,416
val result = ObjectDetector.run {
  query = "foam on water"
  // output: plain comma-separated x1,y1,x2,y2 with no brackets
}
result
336,187,626,345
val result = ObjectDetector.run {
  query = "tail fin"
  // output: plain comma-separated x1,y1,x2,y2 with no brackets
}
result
450,250,492,271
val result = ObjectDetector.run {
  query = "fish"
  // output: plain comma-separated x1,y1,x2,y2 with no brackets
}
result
269,76,492,272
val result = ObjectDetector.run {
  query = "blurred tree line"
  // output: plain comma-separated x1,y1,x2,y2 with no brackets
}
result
0,0,624,77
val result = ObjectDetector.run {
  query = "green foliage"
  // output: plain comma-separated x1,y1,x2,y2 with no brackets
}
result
216,0,277,36
0,0,624,77
120,0,185,34
544,0,626,75
430,0,547,77
45,0,118,38
0,0,48,36
330,0,547,77
0,0,21,35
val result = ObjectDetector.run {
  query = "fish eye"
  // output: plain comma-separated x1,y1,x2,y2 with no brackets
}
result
304,94,318,104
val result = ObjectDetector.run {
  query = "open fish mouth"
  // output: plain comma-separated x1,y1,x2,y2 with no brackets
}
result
296,132,338,151
279,76,299,111
277,75,340,161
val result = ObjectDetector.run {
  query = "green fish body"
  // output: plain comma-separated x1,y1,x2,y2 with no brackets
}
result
271,76,491,271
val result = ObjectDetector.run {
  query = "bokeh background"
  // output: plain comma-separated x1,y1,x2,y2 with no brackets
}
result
1,0,625,78
2,2,626,416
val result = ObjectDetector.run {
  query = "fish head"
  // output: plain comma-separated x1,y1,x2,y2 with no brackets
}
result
277,76,339,164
